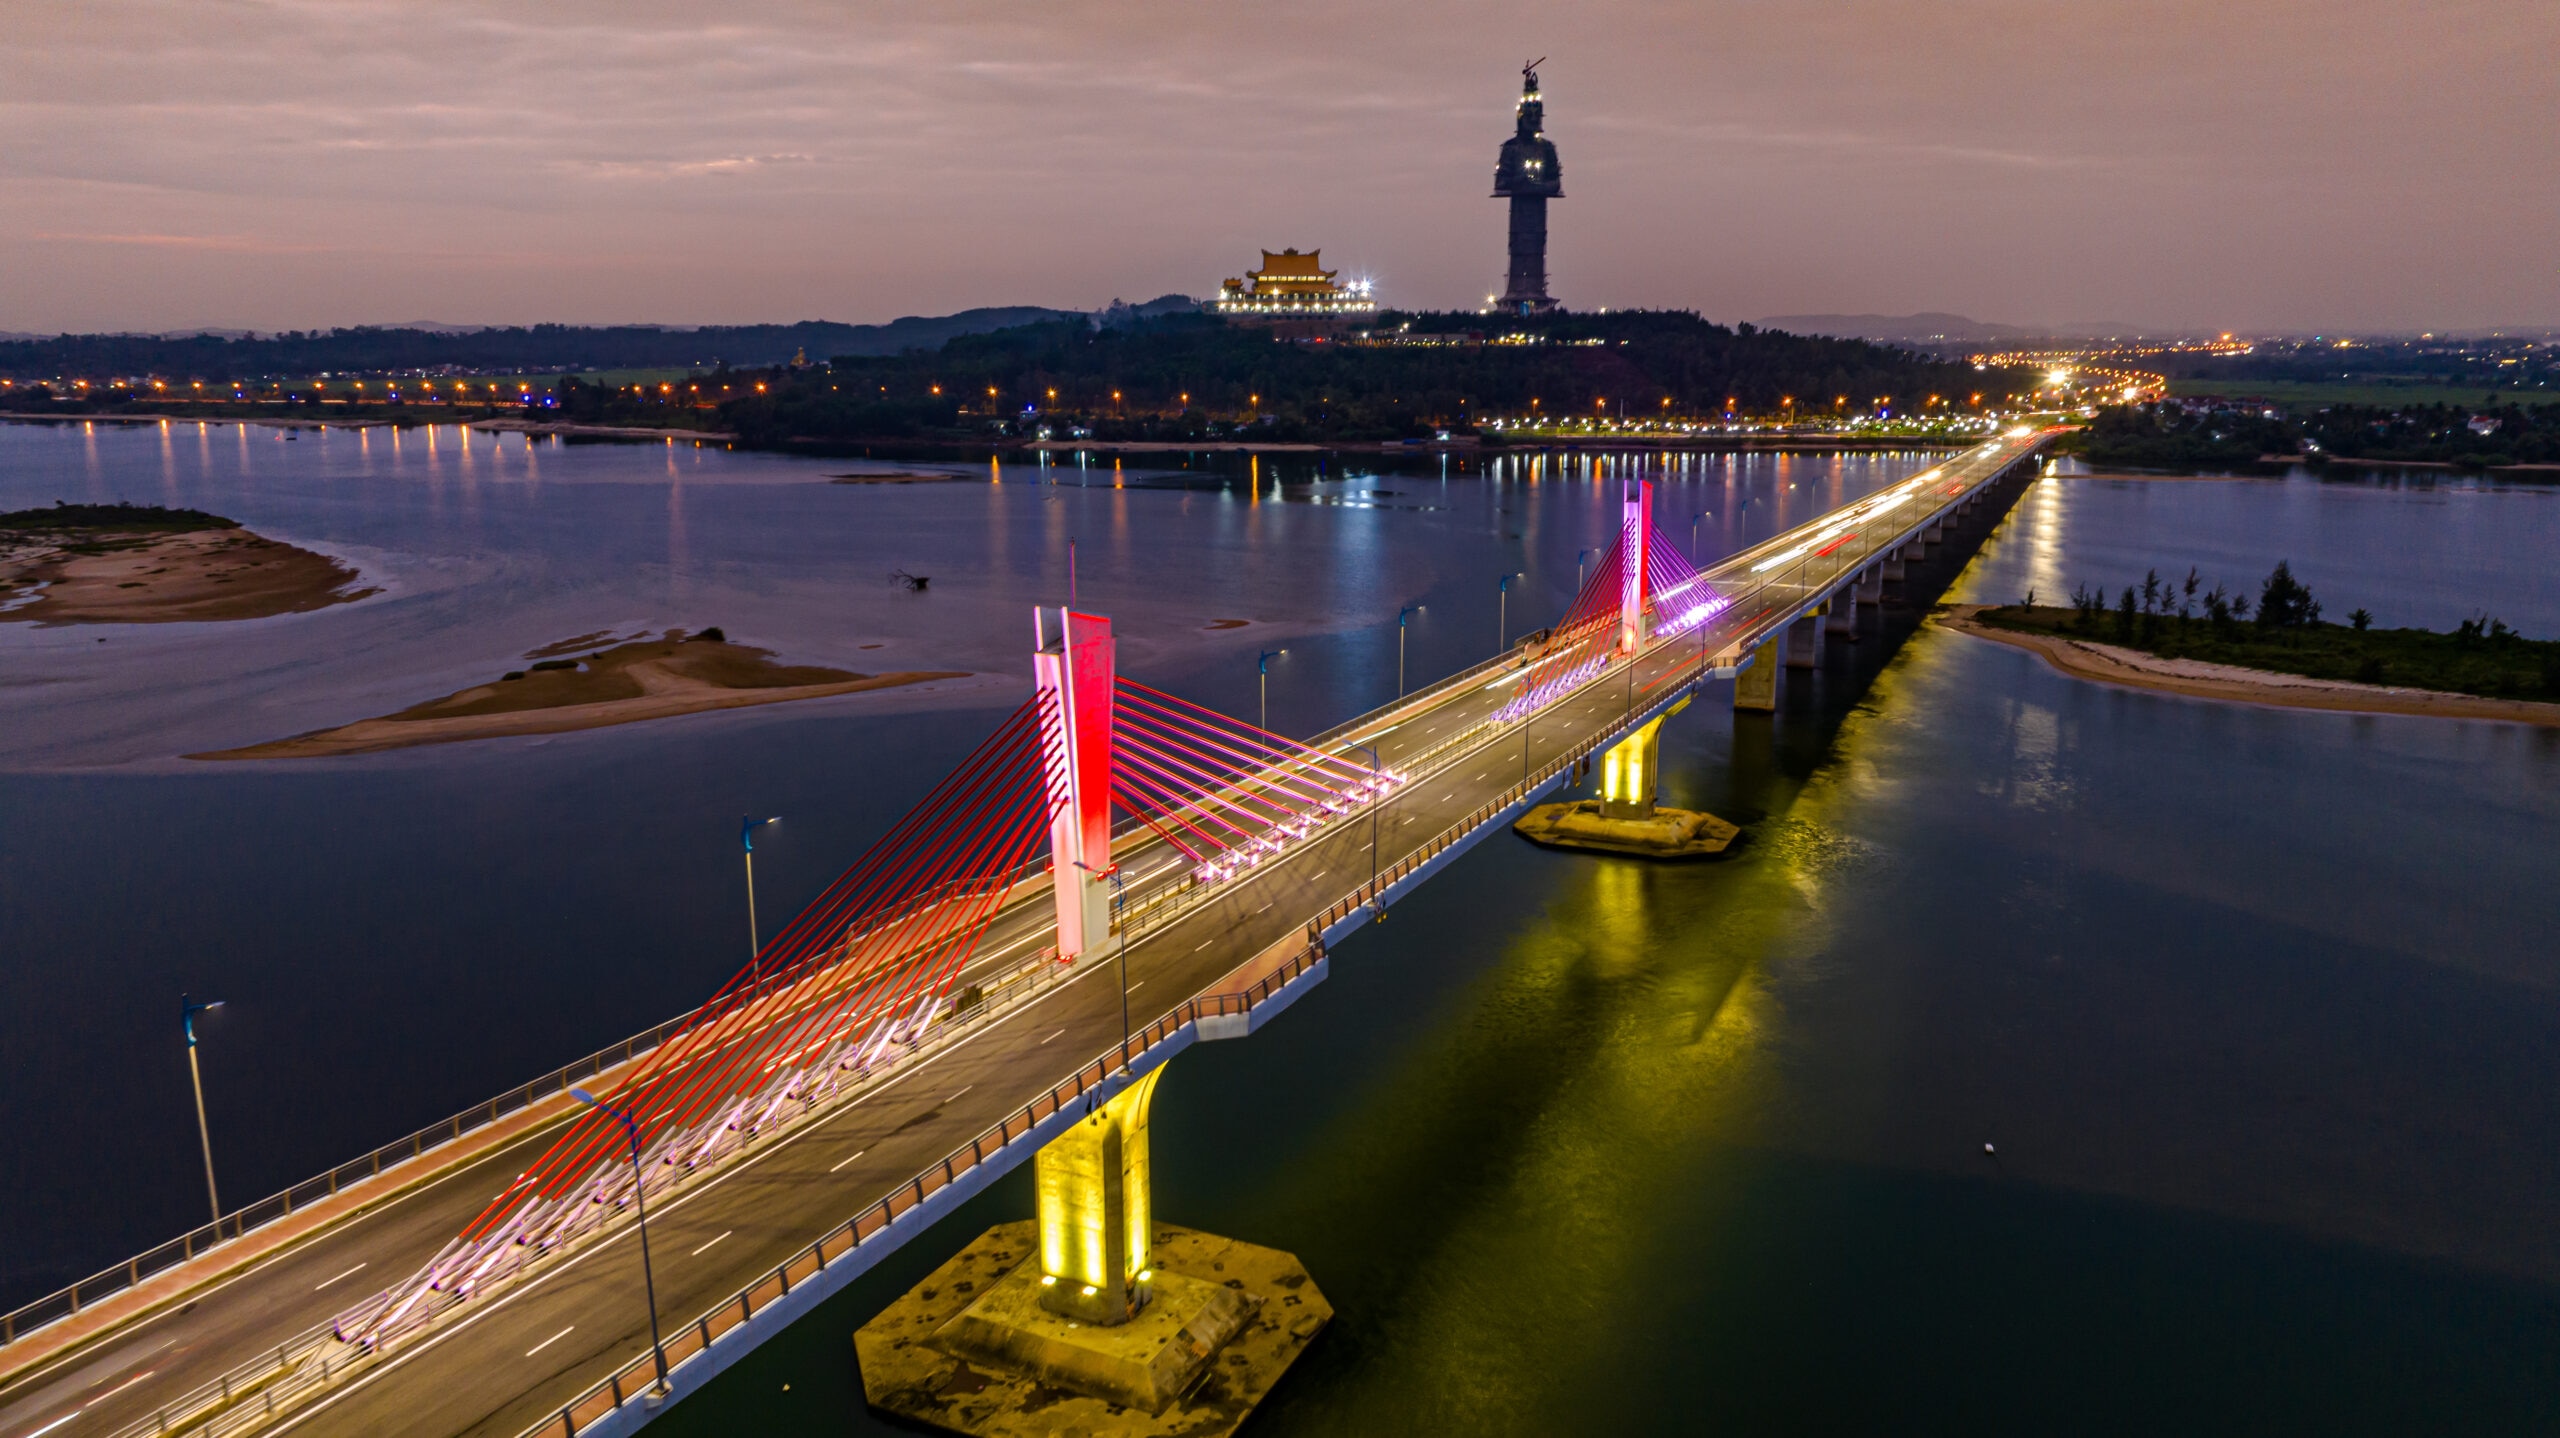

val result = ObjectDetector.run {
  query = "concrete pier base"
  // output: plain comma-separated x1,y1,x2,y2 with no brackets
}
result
857,1221,1328,1438
1826,590,1859,638
1855,567,1883,607
1733,640,1777,712
1512,800,1740,859
1785,611,1825,668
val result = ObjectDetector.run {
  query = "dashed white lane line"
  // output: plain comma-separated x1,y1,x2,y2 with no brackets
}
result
314,1262,368,1291
691,1230,731,1257
1128,980,1145,993
1254,901,1272,914
1040,1028,1065,1045
830,1148,868,1173
1196,939,1214,951
945,1085,973,1105
525,1326,575,1358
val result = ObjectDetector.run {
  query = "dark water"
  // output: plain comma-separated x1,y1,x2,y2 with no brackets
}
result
7,427,2560,1431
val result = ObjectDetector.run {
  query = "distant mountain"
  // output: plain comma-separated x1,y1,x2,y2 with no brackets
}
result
1754,312,2034,343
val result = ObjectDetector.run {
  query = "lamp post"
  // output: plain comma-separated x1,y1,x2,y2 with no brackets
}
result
1351,743,1382,910
181,994,224,1225
1691,512,1707,563
1397,606,1422,698
1497,572,1522,650
1575,548,1592,594
570,1088,671,1398
1257,650,1285,734
1071,860,1130,1068
740,816,779,962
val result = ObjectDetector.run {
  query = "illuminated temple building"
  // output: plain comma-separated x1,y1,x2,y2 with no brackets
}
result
1210,248,1376,321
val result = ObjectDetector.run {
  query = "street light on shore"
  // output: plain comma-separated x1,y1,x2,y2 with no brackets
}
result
182,994,224,1224
570,1088,671,1398
740,816,780,962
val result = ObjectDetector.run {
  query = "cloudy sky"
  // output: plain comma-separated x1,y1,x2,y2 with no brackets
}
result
3,0,2552,335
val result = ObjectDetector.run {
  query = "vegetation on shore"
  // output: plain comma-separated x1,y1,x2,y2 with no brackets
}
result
1976,563,2560,701
0,501,241,534
2062,400,2560,470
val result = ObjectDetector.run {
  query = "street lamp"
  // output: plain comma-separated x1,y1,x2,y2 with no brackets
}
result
1070,860,1130,1069
1351,743,1382,909
570,1087,671,1398
1397,606,1423,698
1257,650,1285,734
1497,572,1523,649
181,994,224,1224
1575,547,1592,594
740,816,780,961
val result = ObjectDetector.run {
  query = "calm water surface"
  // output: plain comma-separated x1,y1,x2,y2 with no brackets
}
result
5,425,2558,1431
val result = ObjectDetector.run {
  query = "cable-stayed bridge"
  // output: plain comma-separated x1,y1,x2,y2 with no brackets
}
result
0,430,2052,1438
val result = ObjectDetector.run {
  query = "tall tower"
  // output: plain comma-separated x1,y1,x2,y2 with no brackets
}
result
1491,59,1563,315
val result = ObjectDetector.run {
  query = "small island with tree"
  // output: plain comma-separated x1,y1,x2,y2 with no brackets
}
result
1941,562,2560,725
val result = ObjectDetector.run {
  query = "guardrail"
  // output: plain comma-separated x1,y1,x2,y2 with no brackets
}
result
36,436,2050,1432
0,1014,699,1351
527,945,1333,1438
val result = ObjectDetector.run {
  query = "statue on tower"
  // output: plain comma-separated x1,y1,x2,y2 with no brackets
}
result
1491,59,1563,315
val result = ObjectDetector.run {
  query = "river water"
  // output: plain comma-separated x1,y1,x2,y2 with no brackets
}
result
5,424,2558,1433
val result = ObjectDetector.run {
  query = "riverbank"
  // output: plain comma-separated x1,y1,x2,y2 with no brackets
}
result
192,632,966,759
0,503,371,624
1939,605,2560,727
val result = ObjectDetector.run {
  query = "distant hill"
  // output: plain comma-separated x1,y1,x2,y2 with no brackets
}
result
1754,312,2035,344
0,303,1196,380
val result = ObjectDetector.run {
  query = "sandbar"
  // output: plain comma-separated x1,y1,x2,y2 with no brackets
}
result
828,471,976,484
1938,605,2560,727
0,524,371,625
194,632,967,759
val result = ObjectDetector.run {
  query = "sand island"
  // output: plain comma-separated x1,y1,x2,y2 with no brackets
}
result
195,629,967,759
1941,603,2560,728
0,502,372,624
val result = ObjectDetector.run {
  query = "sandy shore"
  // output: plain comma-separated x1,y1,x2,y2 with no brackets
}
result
0,527,372,624
1937,606,2560,727
194,634,967,759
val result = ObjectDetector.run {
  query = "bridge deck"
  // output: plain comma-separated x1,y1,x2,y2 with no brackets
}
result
0,432,2050,1438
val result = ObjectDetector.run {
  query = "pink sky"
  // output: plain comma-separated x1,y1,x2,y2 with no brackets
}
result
2,0,2552,334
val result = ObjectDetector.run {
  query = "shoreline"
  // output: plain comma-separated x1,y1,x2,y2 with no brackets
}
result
1936,606,2560,727
1,526,373,625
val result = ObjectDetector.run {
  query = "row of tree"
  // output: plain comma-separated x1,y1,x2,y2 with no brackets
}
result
2071,400,2560,468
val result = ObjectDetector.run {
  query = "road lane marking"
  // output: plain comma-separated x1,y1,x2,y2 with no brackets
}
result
691,1231,731,1257
1128,980,1145,993
829,1148,867,1173
945,1085,972,1104
1196,939,1213,950
1040,1028,1065,1044
1254,902,1272,914
314,1262,368,1292
525,1326,575,1358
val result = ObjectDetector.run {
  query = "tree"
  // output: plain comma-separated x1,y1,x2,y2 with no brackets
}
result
2349,608,2372,631
2255,561,2320,629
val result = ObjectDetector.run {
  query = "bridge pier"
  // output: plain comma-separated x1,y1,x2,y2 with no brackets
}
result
1732,639,1778,712
1825,587,1859,639
858,1060,1329,1434
1785,609,1825,668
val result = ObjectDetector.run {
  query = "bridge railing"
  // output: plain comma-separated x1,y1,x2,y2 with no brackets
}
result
0,1012,700,1351
528,943,1333,1438
527,442,2060,1438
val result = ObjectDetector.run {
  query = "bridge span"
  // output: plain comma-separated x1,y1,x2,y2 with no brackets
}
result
0,430,2053,1438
